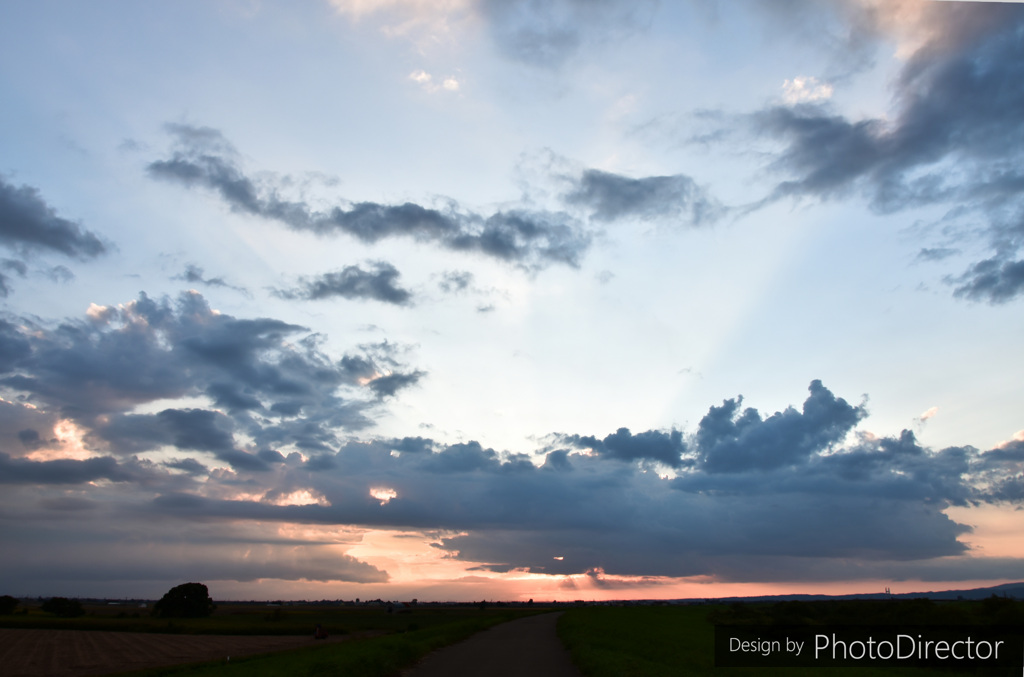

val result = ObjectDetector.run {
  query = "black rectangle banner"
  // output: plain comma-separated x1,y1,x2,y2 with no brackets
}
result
715,625,1022,669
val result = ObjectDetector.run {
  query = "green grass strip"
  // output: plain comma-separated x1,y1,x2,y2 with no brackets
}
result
557,605,991,677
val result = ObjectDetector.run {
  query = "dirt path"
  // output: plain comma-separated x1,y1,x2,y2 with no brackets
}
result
403,612,582,677
0,628,355,676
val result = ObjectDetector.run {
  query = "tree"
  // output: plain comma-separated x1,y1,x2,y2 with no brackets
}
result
0,595,19,614
41,597,84,617
153,582,215,618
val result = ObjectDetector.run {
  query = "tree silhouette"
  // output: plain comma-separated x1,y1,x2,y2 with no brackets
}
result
0,595,19,614
153,582,215,618
41,597,84,617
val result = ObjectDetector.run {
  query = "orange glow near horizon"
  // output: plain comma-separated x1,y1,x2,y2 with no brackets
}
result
945,503,1024,558
195,522,1024,603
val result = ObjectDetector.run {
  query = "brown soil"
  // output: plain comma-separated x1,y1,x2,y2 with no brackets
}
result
0,628,354,676
402,612,582,677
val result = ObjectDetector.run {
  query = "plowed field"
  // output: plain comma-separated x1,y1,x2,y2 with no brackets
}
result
0,628,351,676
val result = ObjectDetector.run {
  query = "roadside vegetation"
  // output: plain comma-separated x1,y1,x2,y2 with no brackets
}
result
557,600,1021,677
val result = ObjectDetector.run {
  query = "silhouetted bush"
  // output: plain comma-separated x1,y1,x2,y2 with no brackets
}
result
153,582,216,618
0,595,19,614
41,597,85,617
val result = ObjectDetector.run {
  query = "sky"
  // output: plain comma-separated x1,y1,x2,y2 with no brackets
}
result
1,0,1023,603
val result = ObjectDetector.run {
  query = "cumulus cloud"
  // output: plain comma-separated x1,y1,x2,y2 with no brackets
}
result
275,262,414,305
695,380,866,473
147,124,592,270
749,2,1024,302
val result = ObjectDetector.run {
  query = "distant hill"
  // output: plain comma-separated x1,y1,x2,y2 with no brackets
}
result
695,581,1024,604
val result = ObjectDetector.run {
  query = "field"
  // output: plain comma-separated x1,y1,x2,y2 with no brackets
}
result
5,598,1021,676
1,602,545,676
556,602,1021,677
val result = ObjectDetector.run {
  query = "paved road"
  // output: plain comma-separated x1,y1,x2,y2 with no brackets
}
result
403,612,583,677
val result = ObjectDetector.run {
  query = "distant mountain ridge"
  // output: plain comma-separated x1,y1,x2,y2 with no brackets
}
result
704,581,1024,604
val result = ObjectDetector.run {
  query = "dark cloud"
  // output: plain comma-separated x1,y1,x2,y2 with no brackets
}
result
366,371,424,399
0,319,32,372
0,177,108,260
17,428,44,449
147,125,592,270
748,4,1024,302
0,453,142,485
561,427,687,468
276,262,413,306
951,257,1024,304
565,169,723,225
2,376,1019,586
696,379,866,473
389,436,436,455
0,519,390,586
92,408,247,468
164,457,209,476
0,290,423,466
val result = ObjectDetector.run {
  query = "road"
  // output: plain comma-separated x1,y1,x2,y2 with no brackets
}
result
403,612,583,677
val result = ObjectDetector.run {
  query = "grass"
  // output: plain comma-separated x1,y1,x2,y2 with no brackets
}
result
557,605,1014,677
110,608,544,677
0,601,527,636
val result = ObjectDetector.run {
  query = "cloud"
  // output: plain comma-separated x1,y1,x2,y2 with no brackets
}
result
2,378,1021,586
748,3,1024,302
0,290,423,465
0,452,146,485
0,518,389,585
917,247,959,262
560,427,688,468
276,262,414,305
781,76,833,104
0,177,108,260
476,0,656,68
0,259,27,297
951,257,1024,304
437,270,473,293
173,264,246,294
408,69,461,93
147,124,592,270
695,380,866,473
564,169,723,225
